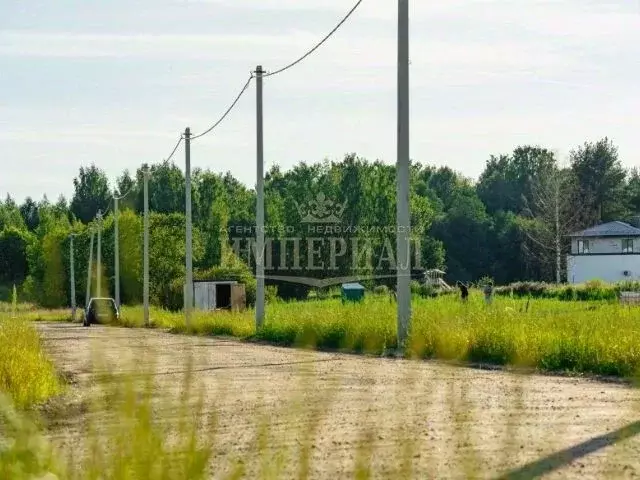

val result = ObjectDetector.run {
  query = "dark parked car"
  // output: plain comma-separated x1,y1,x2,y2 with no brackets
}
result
83,297,119,326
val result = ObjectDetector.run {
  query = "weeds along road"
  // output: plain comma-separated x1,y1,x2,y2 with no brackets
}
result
37,322,640,479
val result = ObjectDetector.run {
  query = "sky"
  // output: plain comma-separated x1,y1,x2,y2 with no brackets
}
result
1,0,639,204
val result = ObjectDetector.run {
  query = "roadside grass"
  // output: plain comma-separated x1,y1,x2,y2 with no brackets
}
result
0,314,62,409
23,292,640,378
0,313,63,478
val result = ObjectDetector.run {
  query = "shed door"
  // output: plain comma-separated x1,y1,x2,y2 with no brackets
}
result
193,283,204,310
209,283,216,310
231,284,246,311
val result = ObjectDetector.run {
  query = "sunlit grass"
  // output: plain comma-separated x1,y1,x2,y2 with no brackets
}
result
0,314,62,409
24,292,640,378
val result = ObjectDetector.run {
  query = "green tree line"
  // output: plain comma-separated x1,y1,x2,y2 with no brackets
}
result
1,136,639,308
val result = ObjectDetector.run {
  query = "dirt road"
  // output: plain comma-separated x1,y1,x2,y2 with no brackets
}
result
36,322,640,479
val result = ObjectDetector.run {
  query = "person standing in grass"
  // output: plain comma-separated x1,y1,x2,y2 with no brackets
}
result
483,281,494,305
457,281,469,302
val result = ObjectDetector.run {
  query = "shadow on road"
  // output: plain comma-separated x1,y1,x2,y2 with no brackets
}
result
495,420,640,479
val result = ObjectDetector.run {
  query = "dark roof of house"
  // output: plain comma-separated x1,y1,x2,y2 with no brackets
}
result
569,221,640,237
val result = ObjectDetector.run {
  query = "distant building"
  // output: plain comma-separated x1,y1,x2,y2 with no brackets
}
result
567,221,640,284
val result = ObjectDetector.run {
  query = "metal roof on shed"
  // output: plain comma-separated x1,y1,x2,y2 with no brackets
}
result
341,283,365,290
568,221,640,237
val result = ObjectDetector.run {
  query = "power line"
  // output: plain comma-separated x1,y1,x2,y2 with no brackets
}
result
114,184,135,201
264,0,364,78
191,74,254,141
112,134,182,201
164,135,184,162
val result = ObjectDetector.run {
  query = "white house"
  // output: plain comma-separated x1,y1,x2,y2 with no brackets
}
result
567,221,640,284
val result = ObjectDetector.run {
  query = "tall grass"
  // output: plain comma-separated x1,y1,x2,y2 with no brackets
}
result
0,314,61,409
27,293,640,378
0,313,63,478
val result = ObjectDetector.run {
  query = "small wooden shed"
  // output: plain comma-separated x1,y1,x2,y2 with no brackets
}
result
190,280,246,312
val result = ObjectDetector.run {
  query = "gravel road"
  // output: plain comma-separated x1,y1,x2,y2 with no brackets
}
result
36,322,640,479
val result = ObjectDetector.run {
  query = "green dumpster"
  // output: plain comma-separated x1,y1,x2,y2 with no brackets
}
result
341,283,365,303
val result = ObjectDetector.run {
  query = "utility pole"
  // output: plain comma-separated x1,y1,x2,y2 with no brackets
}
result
255,65,265,329
143,168,150,327
69,234,76,321
396,0,411,347
85,229,95,308
114,194,120,309
184,127,193,328
96,210,102,298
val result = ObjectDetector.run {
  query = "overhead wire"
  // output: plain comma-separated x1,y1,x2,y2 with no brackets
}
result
184,0,364,140
113,184,135,201
108,0,363,174
190,74,255,141
113,133,183,200
163,134,184,162
263,0,364,78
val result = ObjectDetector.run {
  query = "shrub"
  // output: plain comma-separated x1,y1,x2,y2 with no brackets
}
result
494,280,639,302
373,285,389,295
265,285,279,304
410,281,422,295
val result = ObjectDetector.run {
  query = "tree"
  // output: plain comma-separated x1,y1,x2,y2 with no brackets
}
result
135,161,185,215
70,165,111,223
430,192,492,283
0,227,33,285
149,213,203,305
477,146,556,215
489,211,527,285
570,137,627,224
40,226,69,308
521,168,583,282
0,195,26,231
625,168,640,221
19,197,40,231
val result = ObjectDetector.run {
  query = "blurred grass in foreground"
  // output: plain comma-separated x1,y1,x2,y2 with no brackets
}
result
2,309,640,479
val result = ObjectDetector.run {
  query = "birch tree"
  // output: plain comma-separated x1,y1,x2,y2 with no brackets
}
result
521,168,585,283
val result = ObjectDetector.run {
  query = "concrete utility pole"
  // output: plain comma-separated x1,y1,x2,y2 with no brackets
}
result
69,234,76,321
143,168,150,327
114,195,120,309
85,229,95,308
396,0,411,346
96,210,102,298
184,127,193,328
255,65,265,329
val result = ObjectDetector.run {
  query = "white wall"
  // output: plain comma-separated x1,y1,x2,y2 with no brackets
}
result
567,254,640,284
571,237,640,254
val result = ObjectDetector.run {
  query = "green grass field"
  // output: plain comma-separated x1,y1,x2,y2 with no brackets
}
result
25,292,640,379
